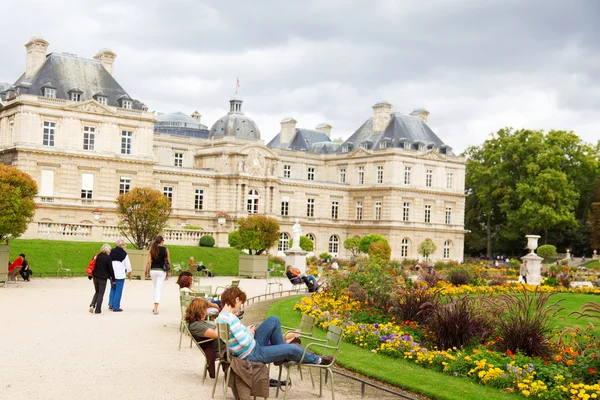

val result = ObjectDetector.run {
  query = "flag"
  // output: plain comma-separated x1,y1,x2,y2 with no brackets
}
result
237,77,240,88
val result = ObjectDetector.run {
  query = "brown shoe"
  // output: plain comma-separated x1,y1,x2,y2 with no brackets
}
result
319,356,334,365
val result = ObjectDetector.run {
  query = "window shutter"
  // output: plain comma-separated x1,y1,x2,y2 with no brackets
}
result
40,170,54,196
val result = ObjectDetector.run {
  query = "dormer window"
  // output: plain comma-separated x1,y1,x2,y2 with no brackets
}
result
418,144,425,152
121,100,132,109
44,88,56,98
70,92,81,102
97,96,108,106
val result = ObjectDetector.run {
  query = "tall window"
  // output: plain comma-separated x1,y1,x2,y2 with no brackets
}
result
445,206,452,225
377,166,383,184
306,233,316,249
283,165,291,178
356,201,363,220
247,189,259,214
425,169,433,187
307,198,315,217
163,186,173,205
329,235,339,254
403,202,410,221
281,200,289,216
43,121,55,147
83,126,95,151
404,166,411,185
278,232,290,251
174,152,183,167
446,172,453,189
81,173,94,203
307,167,315,181
331,201,339,219
358,166,364,185
339,167,346,183
44,88,56,98
374,201,382,220
194,189,204,210
424,204,432,223
121,131,132,155
119,177,131,194
401,238,409,257
444,240,452,259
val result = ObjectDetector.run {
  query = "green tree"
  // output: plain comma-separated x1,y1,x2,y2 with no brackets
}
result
536,244,557,260
289,236,314,252
343,236,361,257
228,231,240,249
418,239,437,260
0,165,38,243
116,187,171,249
368,240,391,261
590,183,600,251
359,234,388,254
234,215,279,255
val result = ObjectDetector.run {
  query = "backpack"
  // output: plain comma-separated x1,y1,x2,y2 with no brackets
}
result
86,254,98,276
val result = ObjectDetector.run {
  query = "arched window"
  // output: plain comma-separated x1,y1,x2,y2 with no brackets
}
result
278,232,290,251
401,238,410,258
329,235,339,254
306,233,316,249
444,240,452,259
247,189,260,214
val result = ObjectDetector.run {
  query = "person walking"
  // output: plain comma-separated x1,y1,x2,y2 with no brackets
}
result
520,260,528,284
108,239,131,312
145,236,171,315
89,244,115,314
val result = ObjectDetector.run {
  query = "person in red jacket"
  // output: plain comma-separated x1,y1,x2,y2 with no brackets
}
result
8,254,25,281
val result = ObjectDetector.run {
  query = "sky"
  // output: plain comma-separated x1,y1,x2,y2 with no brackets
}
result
1,0,599,153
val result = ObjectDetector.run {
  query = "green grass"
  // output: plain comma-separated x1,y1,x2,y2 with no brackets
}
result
8,239,242,277
582,260,600,270
267,297,520,400
551,293,600,335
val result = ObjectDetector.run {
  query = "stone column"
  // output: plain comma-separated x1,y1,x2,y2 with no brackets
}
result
521,235,543,285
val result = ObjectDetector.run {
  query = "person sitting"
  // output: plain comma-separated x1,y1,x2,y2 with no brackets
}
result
216,287,333,366
185,297,220,378
285,265,318,290
18,254,32,282
8,254,26,281
176,272,243,318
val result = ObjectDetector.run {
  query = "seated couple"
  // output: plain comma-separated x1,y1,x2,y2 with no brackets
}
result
285,265,319,292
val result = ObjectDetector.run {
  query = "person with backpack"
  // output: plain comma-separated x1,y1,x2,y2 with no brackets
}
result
89,244,115,314
8,254,29,282
18,254,32,282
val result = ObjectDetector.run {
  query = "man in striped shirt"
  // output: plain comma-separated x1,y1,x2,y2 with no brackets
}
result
216,287,332,365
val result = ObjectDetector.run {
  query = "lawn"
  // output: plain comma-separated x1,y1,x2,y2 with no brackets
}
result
268,296,521,400
7,239,242,277
552,292,600,335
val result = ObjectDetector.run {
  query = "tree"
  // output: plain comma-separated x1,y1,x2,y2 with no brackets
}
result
418,239,437,260
228,231,240,249
343,236,361,257
234,215,279,255
0,165,38,243
590,183,600,251
368,241,391,261
359,234,388,254
537,244,557,260
290,236,314,252
116,187,171,249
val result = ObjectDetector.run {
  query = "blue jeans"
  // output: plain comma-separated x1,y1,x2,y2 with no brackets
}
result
109,279,125,310
305,274,317,286
245,316,320,364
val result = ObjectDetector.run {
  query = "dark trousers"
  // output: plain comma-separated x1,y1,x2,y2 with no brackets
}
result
19,268,32,281
91,277,108,312
522,275,527,284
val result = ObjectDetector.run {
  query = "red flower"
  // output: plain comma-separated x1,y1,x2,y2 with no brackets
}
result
506,350,513,355
590,368,596,374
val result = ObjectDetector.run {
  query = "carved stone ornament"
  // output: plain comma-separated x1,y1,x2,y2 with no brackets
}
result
67,100,116,115
246,148,266,176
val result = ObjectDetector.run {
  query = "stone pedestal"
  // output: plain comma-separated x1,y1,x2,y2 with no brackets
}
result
0,245,10,284
285,249,308,274
593,250,599,260
128,249,149,280
523,234,543,285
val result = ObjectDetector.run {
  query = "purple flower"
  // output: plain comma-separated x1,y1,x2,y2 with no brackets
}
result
453,372,458,376
374,323,380,329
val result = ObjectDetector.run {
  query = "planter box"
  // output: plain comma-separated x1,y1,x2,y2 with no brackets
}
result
128,249,149,280
238,254,268,279
0,245,9,285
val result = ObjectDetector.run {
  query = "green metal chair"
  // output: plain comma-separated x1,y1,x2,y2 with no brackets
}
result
265,266,284,294
178,291,205,349
56,260,72,278
276,324,343,400
214,280,240,297
281,314,317,381
212,323,234,400
182,322,216,384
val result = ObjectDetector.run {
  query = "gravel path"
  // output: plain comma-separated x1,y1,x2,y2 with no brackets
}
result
0,277,407,400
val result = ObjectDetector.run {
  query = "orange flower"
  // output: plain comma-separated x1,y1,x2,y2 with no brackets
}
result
554,355,563,362
566,360,574,366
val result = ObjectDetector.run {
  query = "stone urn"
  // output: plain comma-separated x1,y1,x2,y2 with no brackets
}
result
526,235,540,253
521,235,543,285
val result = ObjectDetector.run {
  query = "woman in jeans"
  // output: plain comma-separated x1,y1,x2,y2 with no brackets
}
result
89,244,115,314
145,236,171,315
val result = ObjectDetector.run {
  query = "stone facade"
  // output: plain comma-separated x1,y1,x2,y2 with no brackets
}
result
0,40,466,261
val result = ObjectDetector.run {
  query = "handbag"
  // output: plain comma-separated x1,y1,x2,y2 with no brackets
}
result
86,254,98,275
162,250,171,272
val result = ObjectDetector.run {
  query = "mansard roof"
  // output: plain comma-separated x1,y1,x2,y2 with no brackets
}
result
267,128,338,153
10,52,144,110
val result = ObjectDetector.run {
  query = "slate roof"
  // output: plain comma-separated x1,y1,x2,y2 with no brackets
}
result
209,98,261,140
267,128,337,153
156,111,208,130
338,113,452,154
154,126,209,139
9,52,144,110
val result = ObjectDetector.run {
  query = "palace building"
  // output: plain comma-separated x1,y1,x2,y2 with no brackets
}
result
0,38,466,260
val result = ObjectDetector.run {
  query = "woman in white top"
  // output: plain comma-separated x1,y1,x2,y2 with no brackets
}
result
108,239,131,312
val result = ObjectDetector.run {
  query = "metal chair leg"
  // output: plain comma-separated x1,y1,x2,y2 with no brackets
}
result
276,365,283,397
211,361,221,399
329,369,335,400
283,368,292,400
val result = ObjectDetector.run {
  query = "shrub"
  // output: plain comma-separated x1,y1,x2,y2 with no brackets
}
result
268,255,286,266
368,240,391,261
537,244,557,259
0,165,38,243
422,295,492,350
417,239,437,260
199,235,215,247
289,236,314,252
359,234,387,254
419,268,440,288
482,288,565,357
184,225,202,230
319,252,332,261
508,259,521,269
448,268,471,286
228,231,239,249
401,258,418,267
390,285,441,325
233,215,280,255
557,272,573,288
343,236,361,257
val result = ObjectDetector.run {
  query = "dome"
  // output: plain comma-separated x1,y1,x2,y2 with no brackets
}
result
156,111,207,130
209,97,260,140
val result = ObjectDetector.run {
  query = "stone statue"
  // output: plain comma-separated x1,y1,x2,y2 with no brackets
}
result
291,218,302,250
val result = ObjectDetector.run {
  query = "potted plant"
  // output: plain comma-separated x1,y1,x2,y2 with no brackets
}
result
92,208,103,220
229,215,279,278
216,211,229,226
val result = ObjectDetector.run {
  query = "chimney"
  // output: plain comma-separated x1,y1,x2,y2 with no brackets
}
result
94,48,117,75
280,117,297,145
315,123,332,138
191,111,202,123
25,37,49,79
410,108,430,123
372,101,392,133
